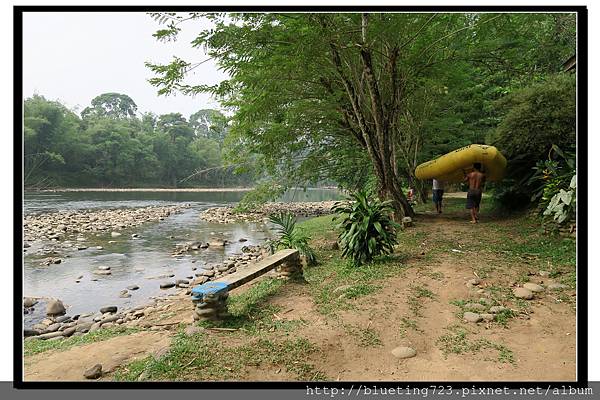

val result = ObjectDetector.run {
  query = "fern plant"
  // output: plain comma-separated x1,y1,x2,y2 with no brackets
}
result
267,212,317,265
332,190,400,267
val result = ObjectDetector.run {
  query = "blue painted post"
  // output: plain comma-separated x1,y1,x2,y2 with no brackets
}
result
191,282,230,321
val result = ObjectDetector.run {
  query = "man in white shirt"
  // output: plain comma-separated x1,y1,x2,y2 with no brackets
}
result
432,178,444,213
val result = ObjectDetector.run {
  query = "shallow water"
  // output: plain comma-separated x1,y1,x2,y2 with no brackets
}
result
22,188,342,327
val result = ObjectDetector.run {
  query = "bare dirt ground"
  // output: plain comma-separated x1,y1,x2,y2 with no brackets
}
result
23,208,576,382
24,331,172,381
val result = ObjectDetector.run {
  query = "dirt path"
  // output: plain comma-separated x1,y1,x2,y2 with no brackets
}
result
23,208,576,381
24,331,172,381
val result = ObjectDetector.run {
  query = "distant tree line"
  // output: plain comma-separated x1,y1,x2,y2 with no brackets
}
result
24,92,254,188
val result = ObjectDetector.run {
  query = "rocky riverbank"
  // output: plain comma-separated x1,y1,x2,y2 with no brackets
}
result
23,205,190,244
23,244,268,340
200,201,338,224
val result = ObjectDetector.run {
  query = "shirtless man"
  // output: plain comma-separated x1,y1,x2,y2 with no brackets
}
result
464,163,486,223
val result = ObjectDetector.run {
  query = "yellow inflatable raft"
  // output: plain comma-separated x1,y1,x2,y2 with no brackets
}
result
415,144,507,183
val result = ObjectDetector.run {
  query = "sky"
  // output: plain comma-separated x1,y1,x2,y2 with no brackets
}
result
23,12,229,118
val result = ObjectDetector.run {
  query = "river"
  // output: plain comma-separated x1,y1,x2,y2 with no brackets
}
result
22,188,342,328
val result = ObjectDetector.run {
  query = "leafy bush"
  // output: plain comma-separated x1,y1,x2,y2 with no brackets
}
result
332,190,400,267
529,144,576,212
544,174,576,224
267,212,316,265
489,74,575,209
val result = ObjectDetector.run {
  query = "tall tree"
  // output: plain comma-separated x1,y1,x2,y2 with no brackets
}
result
81,92,138,120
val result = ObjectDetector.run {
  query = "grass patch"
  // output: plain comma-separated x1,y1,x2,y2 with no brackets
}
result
407,284,436,317
344,324,383,347
399,317,424,336
114,331,327,381
24,326,141,356
436,325,515,364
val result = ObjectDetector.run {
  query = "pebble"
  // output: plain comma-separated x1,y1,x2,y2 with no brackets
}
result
127,285,139,290
467,278,481,286
481,313,495,321
93,270,111,275
513,287,534,299
489,306,507,314
160,282,176,289
391,346,417,359
100,306,117,314
523,283,544,292
83,364,103,379
463,312,483,323
97,265,111,271
111,232,122,237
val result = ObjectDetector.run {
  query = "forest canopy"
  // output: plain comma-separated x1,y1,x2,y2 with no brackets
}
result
24,92,253,188
146,12,576,216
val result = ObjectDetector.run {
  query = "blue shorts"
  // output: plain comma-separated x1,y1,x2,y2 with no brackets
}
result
432,189,444,204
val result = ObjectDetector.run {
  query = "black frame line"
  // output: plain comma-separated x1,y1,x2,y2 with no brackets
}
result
13,4,588,390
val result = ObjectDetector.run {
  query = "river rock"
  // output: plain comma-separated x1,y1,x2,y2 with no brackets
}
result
481,313,495,321
96,246,104,250
97,265,111,271
160,282,176,289
523,283,544,292
24,329,41,337
37,331,65,340
111,232,122,238
176,279,189,285
46,299,66,316
77,246,88,251
23,297,38,308
101,315,120,324
513,287,534,299
75,322,93,333
391,346,417,359
89,322,102,332
127,285,139,290
463,312,483,323
45,323,62,333
62,327,77,337
119,291,131,298
100,306,117,314
84,364,103,379
201,270,215,277
93,270,111,275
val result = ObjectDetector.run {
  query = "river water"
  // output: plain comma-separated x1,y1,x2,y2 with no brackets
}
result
22,188,342,328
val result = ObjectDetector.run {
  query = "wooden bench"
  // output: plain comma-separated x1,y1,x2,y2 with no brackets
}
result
190,249,300,321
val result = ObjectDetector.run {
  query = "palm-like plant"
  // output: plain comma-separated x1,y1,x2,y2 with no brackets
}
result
268,212,317,265
332,190,400,267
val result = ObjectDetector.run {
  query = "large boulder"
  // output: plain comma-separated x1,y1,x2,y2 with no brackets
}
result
46,299,66,316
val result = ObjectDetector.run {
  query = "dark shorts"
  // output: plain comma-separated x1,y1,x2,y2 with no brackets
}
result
466,189,482,209
432,189,444,204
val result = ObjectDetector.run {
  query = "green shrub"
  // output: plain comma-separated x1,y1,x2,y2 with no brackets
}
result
490,74,575,209
332,190,400,267
268,212,317,265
